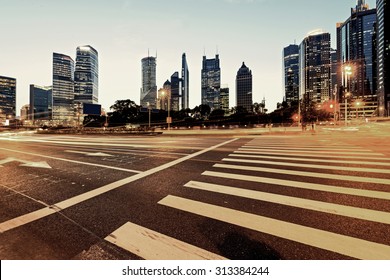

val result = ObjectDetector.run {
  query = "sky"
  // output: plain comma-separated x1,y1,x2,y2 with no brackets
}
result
0,0,376,114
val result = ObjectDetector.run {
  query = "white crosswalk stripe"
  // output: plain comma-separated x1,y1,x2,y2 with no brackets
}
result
162,138,390,259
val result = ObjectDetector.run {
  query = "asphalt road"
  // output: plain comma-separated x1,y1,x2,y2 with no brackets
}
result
0,126,390,260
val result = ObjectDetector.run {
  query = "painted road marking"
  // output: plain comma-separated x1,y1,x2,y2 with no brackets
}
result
184,181,390,224
202,171,390,200
213,163,390,185
229,153,390,167
105,222,226,260
65,150,113,157
234,150,390,161
0,138,238,233
0,157,51,169
158,195,390,260
243,145,372,152
0,148,141,174
222,158,390,174
238,148,384,156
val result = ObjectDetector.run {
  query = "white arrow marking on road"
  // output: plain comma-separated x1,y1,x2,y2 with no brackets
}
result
0,157,52,169
65,150,113,157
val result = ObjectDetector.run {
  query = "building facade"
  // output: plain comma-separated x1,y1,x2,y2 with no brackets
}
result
140,56,157,108
337,0,377,117
171,72,181,112
181,53,189,110
220,86,230,113
377,0,390,116
283,44,300,106
201,54,221,110
157,80,171,111
299,30,332,104
52,53,75,125
29,85,52,122
236,62,253,112
0,76,16,123
74,45,99,105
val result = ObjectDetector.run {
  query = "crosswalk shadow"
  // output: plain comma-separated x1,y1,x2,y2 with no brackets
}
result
217,232,282,260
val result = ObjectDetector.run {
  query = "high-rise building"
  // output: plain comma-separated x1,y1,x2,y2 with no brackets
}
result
29,85,52,122
330,48,339,100
20,105,30,122
157,80,171,111
140,56,157,108
283,44,300,106
52,53,75,125
171,72,181,111
74,45,99,104
220,86,229,113
201,54,221,109
377,0,390,116
181,53,189,110
337,0,377,112
299,30,332,104
236,62,253,112
0,76,16,123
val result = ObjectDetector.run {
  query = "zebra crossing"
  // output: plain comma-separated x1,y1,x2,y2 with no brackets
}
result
106,137,390,260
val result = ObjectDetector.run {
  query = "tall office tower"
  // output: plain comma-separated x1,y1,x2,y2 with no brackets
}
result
377,0,390,116
181,53,189,110
29,85,52,122
52,53,75,125
74,45,99,104
337,1,377,104
236,62,253,112
157,80,171,111
171,72,181,111
140,56,157,108
330,48,339,100
0,76,16,123
220,86,229,113
201,54,221,109
299,30,331,104
283,44,300,106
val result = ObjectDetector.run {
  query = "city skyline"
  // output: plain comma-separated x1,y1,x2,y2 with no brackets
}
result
1,0,376,114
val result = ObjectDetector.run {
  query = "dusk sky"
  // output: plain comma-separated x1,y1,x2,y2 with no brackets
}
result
1,0,376,113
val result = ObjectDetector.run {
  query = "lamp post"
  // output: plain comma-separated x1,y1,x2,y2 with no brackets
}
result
344,65,352,126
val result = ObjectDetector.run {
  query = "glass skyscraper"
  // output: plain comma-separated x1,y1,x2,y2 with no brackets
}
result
299,31,332,104
181,53,189,110
170,72,180,112
236,62,253,112
377,0,390,116
140,56,157,108
74,45,99,104
283,44,300,106
52,52,75,125
201,54,221,110
0,76,16,123
29,84,52,122
337,1,377,103
220,86,230,113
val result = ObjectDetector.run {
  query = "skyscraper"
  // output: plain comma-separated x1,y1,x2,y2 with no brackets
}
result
181,53,189,110
0,76,16,123
337,0,377,107
170,72,180,112
220,86,230,113
299,30,332,104
157,80,171,111
201,54,221,109
52,52,75,125
74,45,99,104
29,85,52,122
377,0,390,116
283,44,300,106
140,56,157,108
236,62,253,112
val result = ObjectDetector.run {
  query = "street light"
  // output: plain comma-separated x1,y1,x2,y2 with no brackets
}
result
344,65,352,126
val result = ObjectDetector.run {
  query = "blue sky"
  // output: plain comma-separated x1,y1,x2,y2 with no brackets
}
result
0,0,376,113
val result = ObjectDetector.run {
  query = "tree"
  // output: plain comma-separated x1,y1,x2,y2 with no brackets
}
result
109,99,140,124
